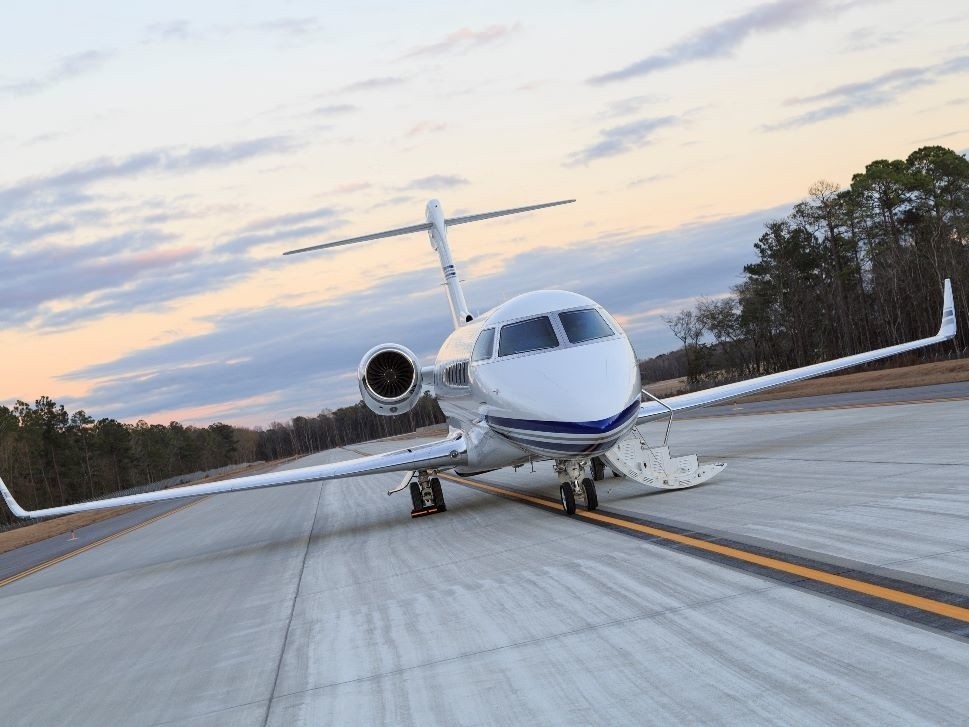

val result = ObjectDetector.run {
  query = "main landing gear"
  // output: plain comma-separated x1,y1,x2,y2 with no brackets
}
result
554,459,598,516
387,469,447,517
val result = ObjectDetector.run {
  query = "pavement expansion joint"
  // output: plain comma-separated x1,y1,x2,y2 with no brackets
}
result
262,482,325,727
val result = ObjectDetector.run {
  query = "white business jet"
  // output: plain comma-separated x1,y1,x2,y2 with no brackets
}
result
1,199,958,520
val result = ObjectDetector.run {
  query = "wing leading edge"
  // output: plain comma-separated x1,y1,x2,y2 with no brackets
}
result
0,434,467,520
638,278,958,424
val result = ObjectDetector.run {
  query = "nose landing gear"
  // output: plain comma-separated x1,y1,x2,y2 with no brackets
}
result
554,460,598,515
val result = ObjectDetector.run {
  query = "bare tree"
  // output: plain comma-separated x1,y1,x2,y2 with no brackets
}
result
663,309,705,384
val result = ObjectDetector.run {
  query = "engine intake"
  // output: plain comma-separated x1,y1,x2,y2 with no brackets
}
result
358,344,423,415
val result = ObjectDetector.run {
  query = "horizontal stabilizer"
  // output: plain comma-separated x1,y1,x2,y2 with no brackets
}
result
282,199,575,256
444,199,575,227
283,222,433,256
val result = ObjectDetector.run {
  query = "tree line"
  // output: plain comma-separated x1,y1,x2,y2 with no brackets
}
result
0,394,444,527
646,146,968,386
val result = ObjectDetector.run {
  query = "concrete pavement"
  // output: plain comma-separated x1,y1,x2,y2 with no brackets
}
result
0,392,968,725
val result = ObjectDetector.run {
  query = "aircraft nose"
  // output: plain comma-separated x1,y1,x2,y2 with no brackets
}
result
484,338,642,457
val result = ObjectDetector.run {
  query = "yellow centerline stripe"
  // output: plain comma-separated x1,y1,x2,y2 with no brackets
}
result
0,497,209,590
440,473,969,624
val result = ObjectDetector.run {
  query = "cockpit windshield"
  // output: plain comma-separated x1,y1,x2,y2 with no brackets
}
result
558,308,614,344
498,316,559,356
472,328,495,362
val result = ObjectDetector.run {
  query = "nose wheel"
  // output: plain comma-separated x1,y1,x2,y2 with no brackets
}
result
582,477,598,510
554,459,599,515
559,483,576,515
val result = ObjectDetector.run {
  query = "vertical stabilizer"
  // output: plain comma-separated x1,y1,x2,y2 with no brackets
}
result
426,199,473,328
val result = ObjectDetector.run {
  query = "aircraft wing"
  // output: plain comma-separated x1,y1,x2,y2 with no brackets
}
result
637,279,958,424
0,434,467,520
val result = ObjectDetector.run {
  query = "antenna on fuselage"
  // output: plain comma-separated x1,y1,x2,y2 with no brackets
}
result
282,198,575,329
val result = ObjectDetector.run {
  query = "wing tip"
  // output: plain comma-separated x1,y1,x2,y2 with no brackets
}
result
0,476,31,519
938,278,957,339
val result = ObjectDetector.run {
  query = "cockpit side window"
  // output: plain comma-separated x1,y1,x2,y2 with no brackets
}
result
558,308,614,344
472,328,495,362
498,316,559,357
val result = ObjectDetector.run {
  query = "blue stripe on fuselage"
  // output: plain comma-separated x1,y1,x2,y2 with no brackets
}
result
486,399,639,436
502,433,624,455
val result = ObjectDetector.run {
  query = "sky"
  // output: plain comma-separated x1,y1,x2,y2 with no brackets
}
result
1,0,967,426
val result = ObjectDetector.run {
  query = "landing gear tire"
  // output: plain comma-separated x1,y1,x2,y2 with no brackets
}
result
581,477,598,511
409,481,422,511
430,477,446,512
591,457,605,482
559,483,576,515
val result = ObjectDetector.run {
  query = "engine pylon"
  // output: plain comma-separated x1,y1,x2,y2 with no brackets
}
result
602,428,725,489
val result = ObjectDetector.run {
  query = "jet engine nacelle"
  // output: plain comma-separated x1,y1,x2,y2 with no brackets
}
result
358,344,423,416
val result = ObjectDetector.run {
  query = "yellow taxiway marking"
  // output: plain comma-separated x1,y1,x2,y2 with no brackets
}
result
0,497,209,590
441,473,969,625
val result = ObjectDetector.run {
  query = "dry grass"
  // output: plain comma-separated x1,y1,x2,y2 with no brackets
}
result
644,359,969,404
0,507,139,556
643,376,689,398
0,459,293,557
736,359,969,403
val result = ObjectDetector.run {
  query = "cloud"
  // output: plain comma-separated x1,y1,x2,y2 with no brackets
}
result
404,24,519,58
0,202,344,330
36,255,269,330
218,221,346,255
0,220,74,245
52,203,788,424
368,195,414,211
23,131,66,146
309,103,357,117
237,206,340,233
144,17,322,45
406,121,447,137
254,17,323,38
0,136,298,219
763,55,969,131
330,182,371,195
568,116,681,165
629,174,673,188
144,20,195,42
400,175,470,191
58,266,450,421
0,230,190,327
0,49,114,97
589,0,858,84
842,26,904,52
335,76,407,94
915,128,969,143
599,95,667,119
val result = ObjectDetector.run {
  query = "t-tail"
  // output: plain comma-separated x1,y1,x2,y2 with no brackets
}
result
283,198,575,329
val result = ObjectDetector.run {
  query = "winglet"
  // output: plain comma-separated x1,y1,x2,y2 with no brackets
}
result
938,278,957,339
0,476,30,519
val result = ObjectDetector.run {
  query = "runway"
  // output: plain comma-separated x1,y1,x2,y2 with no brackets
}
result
1,389,968,725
